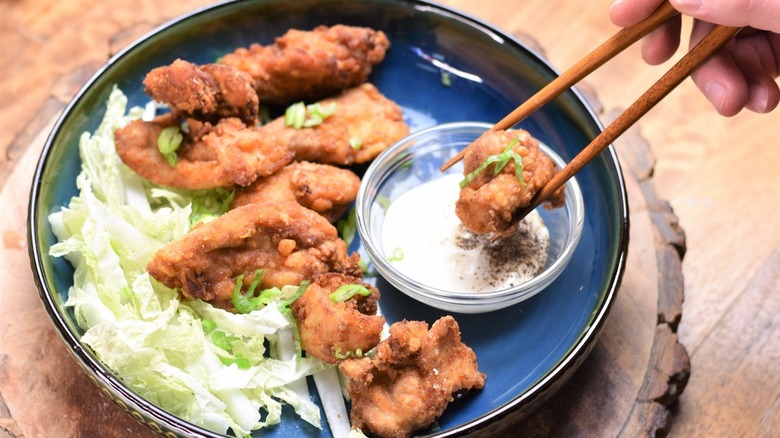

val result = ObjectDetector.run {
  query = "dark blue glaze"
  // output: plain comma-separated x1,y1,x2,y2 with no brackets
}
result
28,1,628,437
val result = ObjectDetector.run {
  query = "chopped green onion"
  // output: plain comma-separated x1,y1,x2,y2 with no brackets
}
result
285,102,307,128
230,270,285,314
441,71,452,87
387,247,404,262
211,331,238,351
231,270,262,313
157,126,183,167
329,284,372,303
189,189,235,225
277,280,311,360
459,137,526,189
334,347,364,360
279,280,310,309
349,137,363,150
304,102,337,127
376,195,391,211
201,318,217,334
218,354,251,369
336,207,357,246
285,102,337,129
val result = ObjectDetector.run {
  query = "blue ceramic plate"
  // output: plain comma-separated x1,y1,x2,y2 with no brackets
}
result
28,0,628,436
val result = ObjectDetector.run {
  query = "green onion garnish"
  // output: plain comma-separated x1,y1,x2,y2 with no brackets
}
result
336,207,357,246
387,247,404,262
218,354,251,369
201,318,217,334
189,189,235,225
231,270,285,314
459,137,526,189
349,137,363,150
284,102,336,129
329,284,372,303
441,71,452,87
285,102,306,128
277,280,311,360
334,347,364,360
376,195,391,211
157,126,183,167
211,331,238,350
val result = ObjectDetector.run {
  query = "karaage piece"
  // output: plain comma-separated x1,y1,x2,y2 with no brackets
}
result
339,316,486,438
257,83,409,165
231,161,360,223
456,129,565,235
143,59,259,125
146,201,361,310
220,25,390,106
291,273,384,364
114,114,293,190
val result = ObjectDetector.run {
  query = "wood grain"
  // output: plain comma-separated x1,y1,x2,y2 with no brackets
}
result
1,0,779,436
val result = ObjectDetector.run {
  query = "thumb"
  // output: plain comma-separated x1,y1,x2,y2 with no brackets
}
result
670,0,780,33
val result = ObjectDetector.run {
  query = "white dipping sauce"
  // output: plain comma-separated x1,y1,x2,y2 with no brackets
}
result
381,173,550,293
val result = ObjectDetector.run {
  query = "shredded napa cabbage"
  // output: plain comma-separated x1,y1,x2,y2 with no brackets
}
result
48,86,327,437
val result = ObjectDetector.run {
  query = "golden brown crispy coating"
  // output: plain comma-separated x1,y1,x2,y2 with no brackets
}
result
456,129,565,234
220,25,390,106
257,83,409,165
114,115,293,190
143,59,259,125
231,161,360,223
291,273,384,364
146,202,361,310
339,316,486,438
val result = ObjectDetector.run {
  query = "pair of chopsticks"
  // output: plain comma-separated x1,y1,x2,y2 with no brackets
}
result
441,1,741,225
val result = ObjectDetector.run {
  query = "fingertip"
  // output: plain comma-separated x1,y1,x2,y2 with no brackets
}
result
745,80,780,114
640,19,681,65
703,80,749,117
609,0,667,27
608,0,630,26
691,48,750,116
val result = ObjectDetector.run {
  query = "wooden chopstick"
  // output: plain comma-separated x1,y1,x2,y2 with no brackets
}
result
440,1,679,172
502,23,742,231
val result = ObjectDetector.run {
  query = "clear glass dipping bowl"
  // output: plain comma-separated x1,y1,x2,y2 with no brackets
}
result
356,122,584,313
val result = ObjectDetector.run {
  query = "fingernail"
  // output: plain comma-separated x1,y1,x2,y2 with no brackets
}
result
673,0,704,10
746,83,769,113
705,81,727,111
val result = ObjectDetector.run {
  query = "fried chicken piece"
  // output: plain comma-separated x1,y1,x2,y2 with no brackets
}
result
220,25,390,106
291,273,384,364
456,129,565,234
143,59,259,125
146,202,361,310
114,114,293,190
257,83,409,165
339,316,486,438
231,161,360,223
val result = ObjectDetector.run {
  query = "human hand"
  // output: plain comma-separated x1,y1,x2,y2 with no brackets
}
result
609,0,780,116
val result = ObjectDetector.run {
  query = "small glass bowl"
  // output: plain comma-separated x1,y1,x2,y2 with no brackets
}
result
356,122,584,313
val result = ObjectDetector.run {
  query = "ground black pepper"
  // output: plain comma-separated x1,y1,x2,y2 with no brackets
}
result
454,213,548,289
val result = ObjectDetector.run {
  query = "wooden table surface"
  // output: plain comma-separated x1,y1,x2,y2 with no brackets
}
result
1,1,779,437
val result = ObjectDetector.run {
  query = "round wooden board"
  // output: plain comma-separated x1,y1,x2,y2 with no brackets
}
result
0,94,689,437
